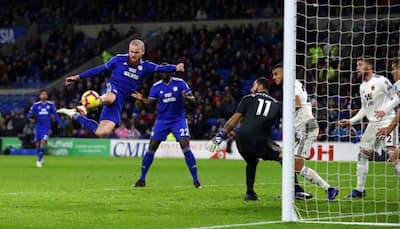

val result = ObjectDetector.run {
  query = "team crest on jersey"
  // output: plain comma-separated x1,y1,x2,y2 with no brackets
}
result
160,90,163,94
138,65,143,71
173,86,178,92
371,85,375,91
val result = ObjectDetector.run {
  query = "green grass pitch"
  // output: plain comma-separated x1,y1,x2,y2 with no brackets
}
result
0,156,398,228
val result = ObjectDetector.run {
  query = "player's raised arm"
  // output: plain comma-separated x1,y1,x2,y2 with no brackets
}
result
146,61,184,74
65,56,118,86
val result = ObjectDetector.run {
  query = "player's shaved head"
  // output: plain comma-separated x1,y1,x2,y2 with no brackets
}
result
129,39,145,52
251,77,269,93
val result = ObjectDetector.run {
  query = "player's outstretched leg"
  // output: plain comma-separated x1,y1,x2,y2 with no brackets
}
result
179,138,201,188
347,150,369,198
57,107,99,133
134,140,161,187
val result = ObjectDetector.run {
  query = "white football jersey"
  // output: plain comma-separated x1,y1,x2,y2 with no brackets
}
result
295,80,314,122
350,74,399,123
394,80,400,93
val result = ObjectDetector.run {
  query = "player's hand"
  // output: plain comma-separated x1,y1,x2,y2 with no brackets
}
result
374,110,386,119
376,126,394,140
338,119,350,126
131,91,143,100
65,75,80,86
206,131,226,152
176,63,184,72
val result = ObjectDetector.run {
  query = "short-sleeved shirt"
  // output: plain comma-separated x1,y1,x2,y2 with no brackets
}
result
149,77,192,121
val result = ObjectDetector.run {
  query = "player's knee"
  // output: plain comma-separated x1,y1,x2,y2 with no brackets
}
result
389,148,400,162
295,156,305,172
359,149,371,160
95,128,112,138
101,93,116,105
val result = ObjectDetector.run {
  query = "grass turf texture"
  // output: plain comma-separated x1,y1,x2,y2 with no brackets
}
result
0,156,398,228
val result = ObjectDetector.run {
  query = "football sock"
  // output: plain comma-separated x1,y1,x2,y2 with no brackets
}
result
140,150,155,181
246,159,259,193
300,166,330,190
356,152,369,192
392,160,400,176
294,173,305,193
73,114,99,133
183,148,199,182
37,146,44,161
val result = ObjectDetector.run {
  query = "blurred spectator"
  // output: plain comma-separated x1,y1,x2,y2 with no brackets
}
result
115,122,129,139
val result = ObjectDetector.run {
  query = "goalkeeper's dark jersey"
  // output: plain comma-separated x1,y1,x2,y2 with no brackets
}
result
236,92,282,140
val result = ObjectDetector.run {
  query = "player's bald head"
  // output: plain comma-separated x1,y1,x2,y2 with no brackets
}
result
129,39,145,52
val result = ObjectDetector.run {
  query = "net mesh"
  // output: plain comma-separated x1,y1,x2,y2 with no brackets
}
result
295,0,400,225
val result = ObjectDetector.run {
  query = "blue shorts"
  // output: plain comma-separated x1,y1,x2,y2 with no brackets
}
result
150,118,190,141
34,128,49,142
100,82,125,125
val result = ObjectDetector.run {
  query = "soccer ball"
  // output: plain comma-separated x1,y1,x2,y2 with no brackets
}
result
81,90,101,109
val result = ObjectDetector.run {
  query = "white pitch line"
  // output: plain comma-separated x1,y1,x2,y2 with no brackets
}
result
0,182,281,196
187,220,283,229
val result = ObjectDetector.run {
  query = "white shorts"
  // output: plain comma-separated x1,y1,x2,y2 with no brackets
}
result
360,119,398,152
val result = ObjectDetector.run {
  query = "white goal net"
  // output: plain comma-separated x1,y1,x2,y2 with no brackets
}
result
293,0,400,226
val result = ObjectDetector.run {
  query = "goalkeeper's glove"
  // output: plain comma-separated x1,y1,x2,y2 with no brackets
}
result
207,131,227,152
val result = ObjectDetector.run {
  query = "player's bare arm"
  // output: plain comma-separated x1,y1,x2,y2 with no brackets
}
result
377,109,400,137
131,91,156,106
222,112,243,133
65,74,80,86
182,91,196,104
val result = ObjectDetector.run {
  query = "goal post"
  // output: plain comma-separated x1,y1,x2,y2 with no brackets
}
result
282,0,297,222
282,0,400,226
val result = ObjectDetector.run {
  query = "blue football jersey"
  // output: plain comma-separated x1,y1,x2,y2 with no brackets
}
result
149,77,192,120
80,54,177,99
27,101,63,130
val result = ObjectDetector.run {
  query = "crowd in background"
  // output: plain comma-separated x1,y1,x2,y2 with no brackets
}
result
0,25,130,87
0,22,284,142
1,0,281,28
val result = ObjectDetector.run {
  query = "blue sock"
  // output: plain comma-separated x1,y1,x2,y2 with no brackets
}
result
140,150,155,181
37,147,44,161
73,114,99,133
183,148,199,182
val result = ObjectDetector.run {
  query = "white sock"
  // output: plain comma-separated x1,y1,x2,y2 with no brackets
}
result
356,153,369,192
300,166,330,190
393,160,400,176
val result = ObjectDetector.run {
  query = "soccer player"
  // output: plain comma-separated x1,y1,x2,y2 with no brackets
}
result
207,77,335,201
27,89,64,167
57,39,184,137
272,64,338,200
131,72,200,188
339,56,400,198
375,58,400,176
